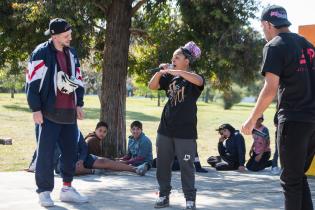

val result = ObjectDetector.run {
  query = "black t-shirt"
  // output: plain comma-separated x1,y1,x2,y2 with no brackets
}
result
261,32,315,123
157,73,204,139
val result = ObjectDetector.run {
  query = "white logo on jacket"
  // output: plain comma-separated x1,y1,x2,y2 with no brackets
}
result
57,71,79,94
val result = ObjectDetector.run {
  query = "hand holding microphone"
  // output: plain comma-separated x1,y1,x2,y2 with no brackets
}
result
148,63,175,90
148,63,174,74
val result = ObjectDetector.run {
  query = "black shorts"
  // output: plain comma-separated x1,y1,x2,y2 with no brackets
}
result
83,154,97,169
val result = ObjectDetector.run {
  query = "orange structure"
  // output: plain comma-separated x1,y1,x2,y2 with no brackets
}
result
299,24,315,176
299,24,315,45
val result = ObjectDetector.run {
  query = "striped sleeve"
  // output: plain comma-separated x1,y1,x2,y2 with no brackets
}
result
27,47,47,112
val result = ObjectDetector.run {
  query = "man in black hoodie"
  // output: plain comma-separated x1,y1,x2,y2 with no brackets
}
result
207,124,246,172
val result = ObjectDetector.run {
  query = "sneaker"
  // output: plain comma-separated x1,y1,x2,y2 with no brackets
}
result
26,161,36,172
136,163,148,176
154,196,169,208
271,167,280,175
38,191,54,207
185,200,196,210
60,186,88,203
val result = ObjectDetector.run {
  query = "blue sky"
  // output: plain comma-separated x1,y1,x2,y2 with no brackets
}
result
251,0,315,34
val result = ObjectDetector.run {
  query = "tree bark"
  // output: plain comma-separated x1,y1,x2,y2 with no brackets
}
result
10,87,15,99
100,1,132,158
204,87,209,103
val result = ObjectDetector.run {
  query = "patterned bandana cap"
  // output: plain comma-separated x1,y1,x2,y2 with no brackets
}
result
182,41,201,63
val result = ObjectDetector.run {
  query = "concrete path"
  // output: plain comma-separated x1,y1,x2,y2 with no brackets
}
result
0,168,314,210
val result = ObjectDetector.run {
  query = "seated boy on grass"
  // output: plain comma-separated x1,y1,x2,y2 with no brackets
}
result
72,121,148,176
118,121,153,169
84,121,107,157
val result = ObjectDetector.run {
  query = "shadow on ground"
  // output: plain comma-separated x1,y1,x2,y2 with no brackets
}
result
2,168,315,209
51,169,290,210
3,104,30,112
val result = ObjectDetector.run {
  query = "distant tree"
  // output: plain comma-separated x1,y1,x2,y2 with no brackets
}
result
0,60,25,98
178,0,264,89
220,84,244,109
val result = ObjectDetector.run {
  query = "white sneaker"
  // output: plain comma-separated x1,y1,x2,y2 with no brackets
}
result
28,161,36,172
271,167,280,175
136,163,148,176
186,200,196,210
60,186,88,203
38,191,54,207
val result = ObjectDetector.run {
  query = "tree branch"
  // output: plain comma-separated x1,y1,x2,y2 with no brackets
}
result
92,0,108,14
93,24,105,32
130,27,149,38
131,0,147,16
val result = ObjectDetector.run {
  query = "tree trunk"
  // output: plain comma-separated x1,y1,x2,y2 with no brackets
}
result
10,87,15,99
100,1,132,158
204,87,209,103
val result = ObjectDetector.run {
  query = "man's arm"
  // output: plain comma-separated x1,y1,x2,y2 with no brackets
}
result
27,48,48,124
218,139,226,157
242,72,279,135
72,50,85,120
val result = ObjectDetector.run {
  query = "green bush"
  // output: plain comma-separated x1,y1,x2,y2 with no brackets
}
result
221,85,243,110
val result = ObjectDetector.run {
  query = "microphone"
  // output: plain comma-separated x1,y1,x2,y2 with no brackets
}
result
147,64,174,73
252,128,269,139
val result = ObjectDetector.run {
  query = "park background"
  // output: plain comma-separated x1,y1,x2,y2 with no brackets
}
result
0,0,314,171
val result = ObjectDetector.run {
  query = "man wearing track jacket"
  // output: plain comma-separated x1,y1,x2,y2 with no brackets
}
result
26,18,87,207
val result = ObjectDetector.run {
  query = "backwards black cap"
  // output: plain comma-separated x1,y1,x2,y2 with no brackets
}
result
44,18,71,36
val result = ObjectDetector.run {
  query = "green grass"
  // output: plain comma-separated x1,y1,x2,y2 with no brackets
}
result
0,93,277,171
